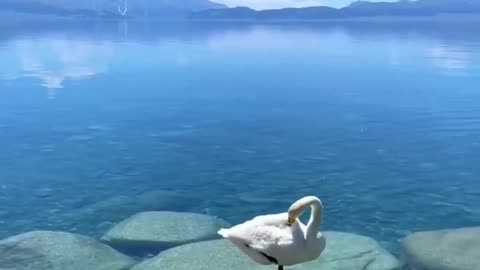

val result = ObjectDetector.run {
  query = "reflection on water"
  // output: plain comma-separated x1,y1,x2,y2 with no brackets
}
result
0,19,480,267
428,43,470,72
18,39,111,97
1,20,479,98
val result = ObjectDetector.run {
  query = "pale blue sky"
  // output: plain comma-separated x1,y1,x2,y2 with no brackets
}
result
211,0,398,10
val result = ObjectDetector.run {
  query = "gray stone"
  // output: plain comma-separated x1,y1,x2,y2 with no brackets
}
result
101,211,229,249
402,227,480,270
0,231,135,270
300,232,402,270
130,239,264,270
131,231,401,270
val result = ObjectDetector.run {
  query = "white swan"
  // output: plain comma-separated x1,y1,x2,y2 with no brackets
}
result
218,195,326,270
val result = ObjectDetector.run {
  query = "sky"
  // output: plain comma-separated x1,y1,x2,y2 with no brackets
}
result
211,0,397,10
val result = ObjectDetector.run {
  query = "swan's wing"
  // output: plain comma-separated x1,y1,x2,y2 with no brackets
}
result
220,213,294,251
249,212,289,226
219,213,309,266
247,223,294,250
218,223,288,265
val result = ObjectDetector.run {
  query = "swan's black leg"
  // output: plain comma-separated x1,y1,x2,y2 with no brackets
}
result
278,266,284,270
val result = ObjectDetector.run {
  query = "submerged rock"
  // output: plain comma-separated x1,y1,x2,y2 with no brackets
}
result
402,227,480,270
78,190,196,221
33,187,54,198
60,189,200,237
101,211,229,250
131,231,401,270
0,231,135,270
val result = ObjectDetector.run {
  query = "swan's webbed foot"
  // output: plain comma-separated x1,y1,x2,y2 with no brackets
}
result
278,266,284,270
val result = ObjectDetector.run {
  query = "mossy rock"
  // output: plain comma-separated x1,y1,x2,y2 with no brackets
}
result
0,231,135,270
131,231,401,270
402,227,480,270
101,211,229,250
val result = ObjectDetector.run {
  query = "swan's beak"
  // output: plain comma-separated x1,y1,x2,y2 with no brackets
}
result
287,215,296,226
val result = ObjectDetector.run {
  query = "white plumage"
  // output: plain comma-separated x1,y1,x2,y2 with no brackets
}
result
218,196,326,269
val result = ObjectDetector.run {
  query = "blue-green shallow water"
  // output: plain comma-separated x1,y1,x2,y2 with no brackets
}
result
0,20,480,255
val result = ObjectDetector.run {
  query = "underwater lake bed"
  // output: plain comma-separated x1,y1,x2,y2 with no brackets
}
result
0,20,480,270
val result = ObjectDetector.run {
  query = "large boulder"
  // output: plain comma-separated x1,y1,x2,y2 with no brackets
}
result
101,211,229,250
402,227,480,270
0,231,135,270
130,239,264,270
131,231,401,270
300,232,401,270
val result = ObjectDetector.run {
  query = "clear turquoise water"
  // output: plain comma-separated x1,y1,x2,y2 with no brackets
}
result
1,20,480,255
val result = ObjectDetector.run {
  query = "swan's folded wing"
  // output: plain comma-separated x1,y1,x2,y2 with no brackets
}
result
247,224,294,251
220,212,294,252
249,213,288,225
229,221,293,252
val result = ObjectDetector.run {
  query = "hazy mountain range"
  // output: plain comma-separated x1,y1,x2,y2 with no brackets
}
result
0,0,225,18
191,0,480,20
1,0,480,20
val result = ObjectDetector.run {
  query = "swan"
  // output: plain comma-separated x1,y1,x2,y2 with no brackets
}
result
218,195,326,270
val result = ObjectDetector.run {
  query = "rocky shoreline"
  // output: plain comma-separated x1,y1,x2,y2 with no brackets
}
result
1,206,478,270
0,211,480,270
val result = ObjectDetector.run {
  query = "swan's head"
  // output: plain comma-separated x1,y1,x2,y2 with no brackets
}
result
287,215,296,226
287,195,322,226
287,203,303,225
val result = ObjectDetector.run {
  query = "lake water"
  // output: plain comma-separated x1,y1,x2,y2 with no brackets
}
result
0,20,479,259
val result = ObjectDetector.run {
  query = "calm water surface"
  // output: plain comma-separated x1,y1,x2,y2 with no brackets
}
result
0,20,480,253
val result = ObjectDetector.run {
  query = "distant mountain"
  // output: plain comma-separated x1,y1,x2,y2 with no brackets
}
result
190,0,480,20
0,0,225,19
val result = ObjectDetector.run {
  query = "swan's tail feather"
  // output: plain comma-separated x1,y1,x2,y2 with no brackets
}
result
218,228,229,237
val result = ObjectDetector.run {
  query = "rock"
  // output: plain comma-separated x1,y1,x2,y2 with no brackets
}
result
101,211,229,250
76,195,134,220
300,231,402,270
402,227,480,270
131,231,401,270
0,231,135,270
130,239,264,270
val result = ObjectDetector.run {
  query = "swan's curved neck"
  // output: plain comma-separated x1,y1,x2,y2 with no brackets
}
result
306,198,322,237
289,196,323,236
